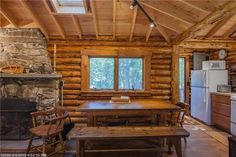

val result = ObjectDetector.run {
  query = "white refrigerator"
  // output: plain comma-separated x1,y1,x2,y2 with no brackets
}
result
191,70,228,125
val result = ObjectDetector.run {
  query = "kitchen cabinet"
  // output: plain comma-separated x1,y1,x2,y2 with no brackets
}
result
211,93,231,132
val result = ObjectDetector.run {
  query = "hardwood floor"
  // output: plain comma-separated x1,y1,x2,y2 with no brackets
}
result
0,118,230,157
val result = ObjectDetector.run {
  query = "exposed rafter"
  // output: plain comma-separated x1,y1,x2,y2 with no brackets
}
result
141,1,194,25
90,0,99,39
177,0,210,14
156,24,170,43
113,0,117,39
0,7,18,27
72,15,82,39
206,15,233,38
42,0,65,39
20,0,49,39
173,1,236,44
129,7,138,41
145,27,153,42
224,23,236,38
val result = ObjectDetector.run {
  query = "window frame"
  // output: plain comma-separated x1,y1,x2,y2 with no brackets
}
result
81,48,152,93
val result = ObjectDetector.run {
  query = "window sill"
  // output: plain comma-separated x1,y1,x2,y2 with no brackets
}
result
80,91,152,97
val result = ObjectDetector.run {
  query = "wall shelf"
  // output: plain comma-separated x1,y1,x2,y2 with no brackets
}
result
0,73,62,79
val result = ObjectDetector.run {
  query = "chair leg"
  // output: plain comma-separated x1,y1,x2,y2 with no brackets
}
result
26,134,33,154
184,137,187,144
42,138,46,154
59,133,65,153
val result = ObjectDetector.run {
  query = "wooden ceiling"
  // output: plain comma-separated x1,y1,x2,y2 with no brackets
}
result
0,0,236,43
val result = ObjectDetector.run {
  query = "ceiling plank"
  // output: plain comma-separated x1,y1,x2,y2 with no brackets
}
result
20,0,49,39
0,7,18,27
129,7,138,41
173,1,236,44
141,1,194,25
90,0,99,39
177,0,210,14
145,27,153,42
42,0,65,39
206,15,234,38
72,15,82,39
113,0,117,39
156,24,170,43
224,23,236,38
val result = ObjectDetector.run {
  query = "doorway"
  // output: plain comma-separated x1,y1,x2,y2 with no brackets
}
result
179,57,190,103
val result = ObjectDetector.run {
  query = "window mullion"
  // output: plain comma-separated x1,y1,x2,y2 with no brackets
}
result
114,57,119,91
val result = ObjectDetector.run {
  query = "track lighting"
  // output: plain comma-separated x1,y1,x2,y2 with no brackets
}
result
130,0,156,28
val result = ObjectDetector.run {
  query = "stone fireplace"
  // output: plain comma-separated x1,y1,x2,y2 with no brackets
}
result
0,28,60,139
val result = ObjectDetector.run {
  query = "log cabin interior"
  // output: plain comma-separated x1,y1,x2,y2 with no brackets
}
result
1,0,236,157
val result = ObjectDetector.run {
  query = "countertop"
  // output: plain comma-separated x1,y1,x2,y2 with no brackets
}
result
211,92,236,97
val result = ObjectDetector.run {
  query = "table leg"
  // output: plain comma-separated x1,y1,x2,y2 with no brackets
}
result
87,113,94,126
173,137,182,157
76,140,85,157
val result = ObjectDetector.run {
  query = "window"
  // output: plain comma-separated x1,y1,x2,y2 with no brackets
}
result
51,0,87,14
118,58,143,90
89,58,114,90
89,57,143,90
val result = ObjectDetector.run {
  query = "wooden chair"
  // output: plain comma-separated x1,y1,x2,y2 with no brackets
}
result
26,107,69,156
170,102,188,143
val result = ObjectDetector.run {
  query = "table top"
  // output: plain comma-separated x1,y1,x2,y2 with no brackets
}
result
77,99,180,112
68,126,190,140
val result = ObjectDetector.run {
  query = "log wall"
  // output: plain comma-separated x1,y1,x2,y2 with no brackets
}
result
47,41,172,123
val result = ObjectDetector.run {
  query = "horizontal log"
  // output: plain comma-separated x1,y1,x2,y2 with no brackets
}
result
69,112,87,117
151,76,171,83
63,100,85,106
48,51,81,58
63,106,80,111
58,71,81,77
151,96,171,100
64,95,80,100
69,117,87,123
151,83,171,89
56,58,81,64
152,54,171,59
56,65,81,70
151,65,170,70
80,91,152,97
62,77,81,83
64,83,81,90
151,90,171,95
151,59,171,64
151,70,171,76
63,90,81,95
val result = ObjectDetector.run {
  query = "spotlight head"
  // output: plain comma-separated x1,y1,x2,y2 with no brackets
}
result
130,0,137,10
150,22,156,28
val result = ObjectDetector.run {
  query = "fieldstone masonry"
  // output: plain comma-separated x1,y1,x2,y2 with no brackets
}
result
0,28,59,110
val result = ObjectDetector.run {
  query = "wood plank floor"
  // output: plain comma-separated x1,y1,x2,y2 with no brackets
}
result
0,118,230,157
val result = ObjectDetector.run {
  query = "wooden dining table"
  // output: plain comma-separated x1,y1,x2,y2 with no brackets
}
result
77,99,180,126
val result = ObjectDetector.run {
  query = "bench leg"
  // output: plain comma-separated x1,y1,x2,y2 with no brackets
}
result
76,140,85,157
173,137,182,157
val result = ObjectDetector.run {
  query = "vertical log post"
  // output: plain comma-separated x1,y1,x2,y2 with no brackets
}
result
171,45,180,104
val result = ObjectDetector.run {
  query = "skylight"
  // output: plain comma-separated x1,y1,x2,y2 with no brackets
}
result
51,0,86,14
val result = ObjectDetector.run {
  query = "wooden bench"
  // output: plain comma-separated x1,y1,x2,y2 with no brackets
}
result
68,126,190,157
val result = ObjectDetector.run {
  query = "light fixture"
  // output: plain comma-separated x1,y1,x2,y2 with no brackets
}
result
130,0,156,28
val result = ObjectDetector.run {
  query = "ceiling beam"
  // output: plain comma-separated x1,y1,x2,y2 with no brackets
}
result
173,1,236,44
129,7,138,41
223,23,236,38
156,24,170,43
0,7,18,27
206,15,233,38
177,0,210,14
42,0,65,39
113,0,117,39
20,0,49,39
72,15,82,39
90,0,99,39
141,2,193,25
145,27,153,42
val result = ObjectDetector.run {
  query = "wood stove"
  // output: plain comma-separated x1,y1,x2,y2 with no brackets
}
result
0,98,36,140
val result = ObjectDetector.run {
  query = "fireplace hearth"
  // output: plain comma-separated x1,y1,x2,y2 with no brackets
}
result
0,98,36,140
